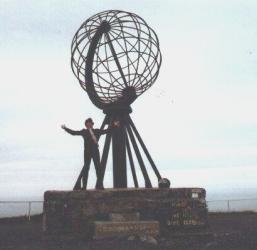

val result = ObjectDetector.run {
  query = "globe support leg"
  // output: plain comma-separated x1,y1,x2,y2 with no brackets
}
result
128,116,162,180
125,131,139,188
112,119,127,188
97,116,113,187
125,122,152,188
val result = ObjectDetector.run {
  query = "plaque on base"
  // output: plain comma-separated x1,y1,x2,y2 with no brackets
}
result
94,221,159,239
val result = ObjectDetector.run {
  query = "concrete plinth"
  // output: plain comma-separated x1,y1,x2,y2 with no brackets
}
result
43,188,207,239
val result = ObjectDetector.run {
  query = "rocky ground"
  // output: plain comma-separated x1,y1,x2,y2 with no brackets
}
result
0,212,256,250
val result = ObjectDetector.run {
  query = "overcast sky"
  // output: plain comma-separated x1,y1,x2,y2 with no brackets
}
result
0,0,257,199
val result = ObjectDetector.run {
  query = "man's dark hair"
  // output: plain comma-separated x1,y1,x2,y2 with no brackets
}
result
85,118,94,125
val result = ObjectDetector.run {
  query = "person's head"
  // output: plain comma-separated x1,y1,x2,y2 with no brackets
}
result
85,118,94,129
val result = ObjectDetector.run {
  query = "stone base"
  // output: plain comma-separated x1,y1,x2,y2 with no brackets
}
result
43,188,208,239
94,221,159,239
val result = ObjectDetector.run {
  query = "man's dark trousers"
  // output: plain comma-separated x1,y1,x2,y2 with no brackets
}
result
82,148,102,189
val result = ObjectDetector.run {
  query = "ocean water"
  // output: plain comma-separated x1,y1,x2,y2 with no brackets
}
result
0,201,43,218
207,188,257,212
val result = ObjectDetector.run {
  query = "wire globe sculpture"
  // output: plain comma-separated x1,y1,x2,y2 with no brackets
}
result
69,10,165,189
71,10,162,110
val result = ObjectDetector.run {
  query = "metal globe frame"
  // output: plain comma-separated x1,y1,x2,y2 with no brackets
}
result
71,10,162,189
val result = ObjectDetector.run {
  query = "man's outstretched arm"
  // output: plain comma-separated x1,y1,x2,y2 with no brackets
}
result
98,120,120,135
61,124,83,136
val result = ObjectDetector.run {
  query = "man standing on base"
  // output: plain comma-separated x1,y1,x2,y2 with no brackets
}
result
61,118,118,190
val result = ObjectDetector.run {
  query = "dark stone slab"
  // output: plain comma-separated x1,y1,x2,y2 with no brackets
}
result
94,221,159,239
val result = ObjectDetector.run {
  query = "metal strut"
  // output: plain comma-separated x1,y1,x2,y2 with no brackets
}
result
128,116,162,180
125,120,152,188
125,130,139,188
